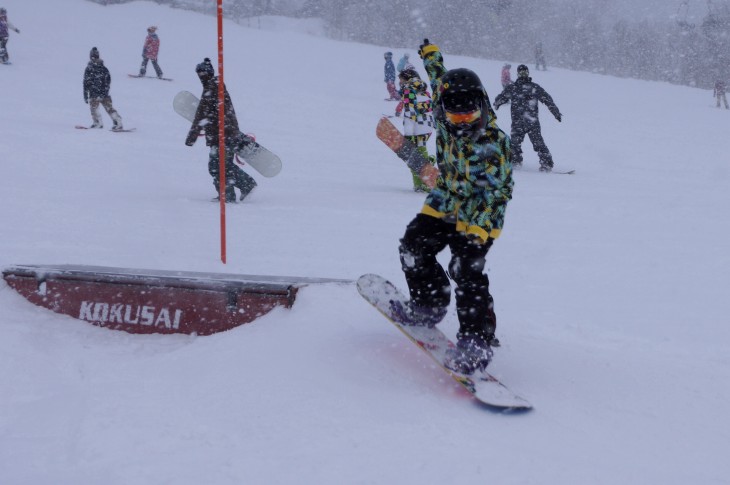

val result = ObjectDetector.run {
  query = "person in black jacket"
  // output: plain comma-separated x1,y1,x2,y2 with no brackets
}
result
494,64,561,172
83,47,123,130
185,58,256,202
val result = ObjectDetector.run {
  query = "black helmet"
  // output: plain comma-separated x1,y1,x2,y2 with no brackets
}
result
517,64,529,78
398,68,420,82
196,58,215,79
437,68,493,136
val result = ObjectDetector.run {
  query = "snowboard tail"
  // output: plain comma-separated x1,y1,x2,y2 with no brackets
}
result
356,274,532,410
173,90,281,177
376,117,438,188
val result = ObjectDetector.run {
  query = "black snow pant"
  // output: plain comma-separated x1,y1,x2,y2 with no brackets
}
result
510,121,553,169
208,144,257,201
140,57,163,78
399,213,497,339
0,37,8,63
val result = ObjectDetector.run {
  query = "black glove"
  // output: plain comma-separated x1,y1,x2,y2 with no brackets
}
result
84,97,88,104
418,38,439,59
555,113,562,122
185,132,198,146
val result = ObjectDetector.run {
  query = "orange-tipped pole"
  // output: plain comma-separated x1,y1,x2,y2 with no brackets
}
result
217,0,226,263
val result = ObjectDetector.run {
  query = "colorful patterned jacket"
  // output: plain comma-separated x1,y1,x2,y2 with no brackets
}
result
420,48,513,243
142,33,160,60
395,78,434,138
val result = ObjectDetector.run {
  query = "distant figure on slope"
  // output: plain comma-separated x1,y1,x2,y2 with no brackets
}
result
394,68,436,192
391,38,513,376
397,53,410,73
185,58,257,202
714,79,729,109
83,47,124,130
535,42,547,71
494,64,561,172
383,51,399,101
501,63,512,88
0,7,20,64
139,26,163,78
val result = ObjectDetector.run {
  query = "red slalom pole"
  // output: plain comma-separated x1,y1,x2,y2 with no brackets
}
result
217,0,226,264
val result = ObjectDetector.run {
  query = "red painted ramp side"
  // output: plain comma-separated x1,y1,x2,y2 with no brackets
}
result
2,265,351,336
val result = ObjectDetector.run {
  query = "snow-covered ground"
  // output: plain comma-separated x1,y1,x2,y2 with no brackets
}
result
1,1,729,483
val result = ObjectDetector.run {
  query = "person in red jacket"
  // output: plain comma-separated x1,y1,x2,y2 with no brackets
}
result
500,63,512,88
139,26,163,78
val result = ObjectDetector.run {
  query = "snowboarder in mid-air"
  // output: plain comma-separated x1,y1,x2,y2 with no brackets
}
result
391,39,513,376
494,64,561,172
184,58,257,202
83,47,124,130
139,25,163,79
0,7,20,64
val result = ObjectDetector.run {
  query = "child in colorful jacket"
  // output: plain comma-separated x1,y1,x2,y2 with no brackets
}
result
395,68,436,192
139,26,163,78
392,39,513,376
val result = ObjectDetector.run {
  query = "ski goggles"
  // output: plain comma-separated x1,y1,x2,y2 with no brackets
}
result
444,109,481,125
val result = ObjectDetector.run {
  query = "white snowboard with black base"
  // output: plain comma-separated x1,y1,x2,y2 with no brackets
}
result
172,90,282,178
357,274,531,410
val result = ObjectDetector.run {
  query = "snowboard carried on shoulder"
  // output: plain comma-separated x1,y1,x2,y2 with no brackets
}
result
376,117,439,189
173,90,282,178
357,274,531,411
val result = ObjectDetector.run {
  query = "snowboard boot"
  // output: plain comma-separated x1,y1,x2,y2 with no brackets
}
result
539,165,552,173
389,300,447,328
444,333,494,375
90,122,103,129
238,179,257,201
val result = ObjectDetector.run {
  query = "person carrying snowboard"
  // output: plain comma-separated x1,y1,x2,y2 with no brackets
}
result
383,51,399,101
494,64,561,172
139,25,163,79
714,79,729,109
83,47,124,130
392,39,513,376
185,58,257,203
394,68,436,192
0,7,20,64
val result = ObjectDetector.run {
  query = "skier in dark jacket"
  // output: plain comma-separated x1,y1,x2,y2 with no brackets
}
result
83,47,123,130
185,58,256,202
392,39,513,376
383,51,399,100
494,64,561,172
714,79,729,109
0,7,20,64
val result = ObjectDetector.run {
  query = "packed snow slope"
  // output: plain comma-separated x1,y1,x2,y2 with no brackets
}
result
1,1,729,483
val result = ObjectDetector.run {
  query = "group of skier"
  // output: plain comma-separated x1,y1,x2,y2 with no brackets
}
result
78,24,255,202
81,26,166,131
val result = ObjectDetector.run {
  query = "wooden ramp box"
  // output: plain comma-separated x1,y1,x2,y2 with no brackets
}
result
2,264,349,335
